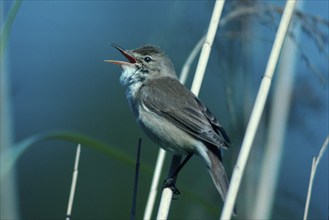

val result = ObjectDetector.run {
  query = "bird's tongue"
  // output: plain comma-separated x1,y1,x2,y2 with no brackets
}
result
104,44,137,65
121,51,136,64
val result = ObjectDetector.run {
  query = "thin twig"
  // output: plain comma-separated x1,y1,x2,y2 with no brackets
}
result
220,1,297,219
156,1,225,219
130,139,142,220
303,135,329,220
66,144,81,220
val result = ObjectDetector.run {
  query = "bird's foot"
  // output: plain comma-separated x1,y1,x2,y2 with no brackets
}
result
163,178,180,195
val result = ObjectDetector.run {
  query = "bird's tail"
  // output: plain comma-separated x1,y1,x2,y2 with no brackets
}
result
197,148,237,215
206,150,229,202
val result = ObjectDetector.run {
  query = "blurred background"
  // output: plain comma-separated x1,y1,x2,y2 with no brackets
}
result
1,0,328,219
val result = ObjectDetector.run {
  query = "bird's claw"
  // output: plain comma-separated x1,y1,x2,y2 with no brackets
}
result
163,178,180,195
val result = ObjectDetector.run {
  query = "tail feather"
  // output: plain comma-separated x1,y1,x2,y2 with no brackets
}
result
207,150,229,202
202,149,237,215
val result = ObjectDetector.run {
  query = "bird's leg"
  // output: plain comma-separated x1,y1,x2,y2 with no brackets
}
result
163,153,193,195
170,153,193,179
163,155,182,194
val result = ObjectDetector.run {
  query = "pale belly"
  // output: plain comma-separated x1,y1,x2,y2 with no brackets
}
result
137,105,199,155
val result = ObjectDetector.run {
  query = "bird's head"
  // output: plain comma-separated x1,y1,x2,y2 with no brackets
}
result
105,44,177,85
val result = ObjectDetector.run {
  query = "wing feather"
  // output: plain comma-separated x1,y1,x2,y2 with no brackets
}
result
141,78,230,150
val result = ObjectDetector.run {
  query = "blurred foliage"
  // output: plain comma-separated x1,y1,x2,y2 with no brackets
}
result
1,1,328,219
0,0,22,60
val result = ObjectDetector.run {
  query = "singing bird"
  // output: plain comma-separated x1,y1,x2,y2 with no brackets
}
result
105,44,232,207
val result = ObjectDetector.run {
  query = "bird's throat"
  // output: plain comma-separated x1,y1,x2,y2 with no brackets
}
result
119,64,138,86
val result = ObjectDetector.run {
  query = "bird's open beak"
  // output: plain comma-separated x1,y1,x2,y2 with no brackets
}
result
104,44,137,65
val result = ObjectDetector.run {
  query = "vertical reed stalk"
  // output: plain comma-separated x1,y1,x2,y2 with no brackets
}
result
0,1,22,219
143,36,205,220
156,1,225,219
303,136,328,220
220,1,297,219
66,144,81,220
252,1,303,218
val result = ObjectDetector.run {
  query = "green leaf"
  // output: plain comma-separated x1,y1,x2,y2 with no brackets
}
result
0,131,152,179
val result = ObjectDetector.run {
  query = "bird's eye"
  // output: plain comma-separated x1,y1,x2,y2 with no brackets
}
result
144,56,152,63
